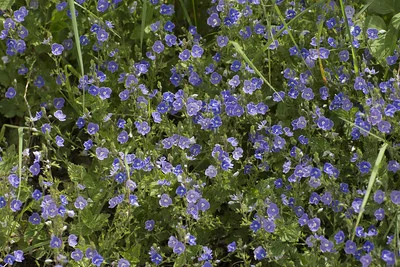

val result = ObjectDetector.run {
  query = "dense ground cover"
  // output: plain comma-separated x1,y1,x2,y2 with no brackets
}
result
0,0,400,266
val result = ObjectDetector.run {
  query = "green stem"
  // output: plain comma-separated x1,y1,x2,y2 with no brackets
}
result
339,0,359,76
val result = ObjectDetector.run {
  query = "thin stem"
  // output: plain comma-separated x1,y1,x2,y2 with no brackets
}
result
339,0,359,76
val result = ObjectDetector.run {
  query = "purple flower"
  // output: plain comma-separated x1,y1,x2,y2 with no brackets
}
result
352,198,363,213
28,212,41,224
373,190,385,204
344,240,356,255
97,0,109,12
216,35,229,47
13,250,24,262
186,189,201,203
377,120,391,133
316,116,334,130
96,147,109,160
390,190,400,204
71,249,83,261
99,87,112,100
205,165,217,178
0,196,6,208
5,87,16,98
117,130,129,144
160,4,174,15
54,110,67,121
118,259,130,267
320,237,334,252
254,246,266,260
227,241,236,252
207,13,220,27
388,160,400,172
173,241,185,254
109,194,124,208
159,193,172,207
191,45,204,58
97,29,109,42
10,199,22,212
381,250,395,265
339,50,350,62
374,208,385,221
51,43,64,56
267,203,279,218
50,235,62,248
366,28,378,40
87,122,99,135
135,121,151,135
8,174,20,188
74,196,88,210
152,40,164,54
55,135,65,147
92,253,103,267
358,161,371,174
68,234,78,247
198,198,210,212
145,220,155,231
360,254,372,267
307,217,320,232
334,230,345,244
53,97,65,109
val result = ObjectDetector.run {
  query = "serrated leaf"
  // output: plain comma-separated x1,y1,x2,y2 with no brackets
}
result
67,163,86,183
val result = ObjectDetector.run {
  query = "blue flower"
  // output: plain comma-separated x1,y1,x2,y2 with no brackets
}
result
68,234,78,247
152,40,164,54
254,246,266,260
96,147,109,160
71,249,83,261
74,196,88,210
207,13,220,27
55,135,65,147
5,87,16,98
28,212,40,224
97,0,109,12
50,235,62,248
92,253,103,267
366,28,378,39
160,4,174,15
159,193,172,207
97,29,109,42
227,241,236,252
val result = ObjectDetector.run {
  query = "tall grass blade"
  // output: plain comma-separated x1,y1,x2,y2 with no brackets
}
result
351,142,388,240
67,0,85,113
140,0,147,52
230,40,282,101
178,0,192,26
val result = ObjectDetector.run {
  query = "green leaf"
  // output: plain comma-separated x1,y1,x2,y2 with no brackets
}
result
367,0,398,14
0,0,15,9
67,163,86,183
391,12,400,29
364,15,387,31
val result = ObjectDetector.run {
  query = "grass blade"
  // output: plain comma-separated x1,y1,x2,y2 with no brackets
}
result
351,142,388,240
230,40,282,101
339,117,386,142
191,0,197,28
67,0,85,113
178,0,192,26
140,0,147,52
